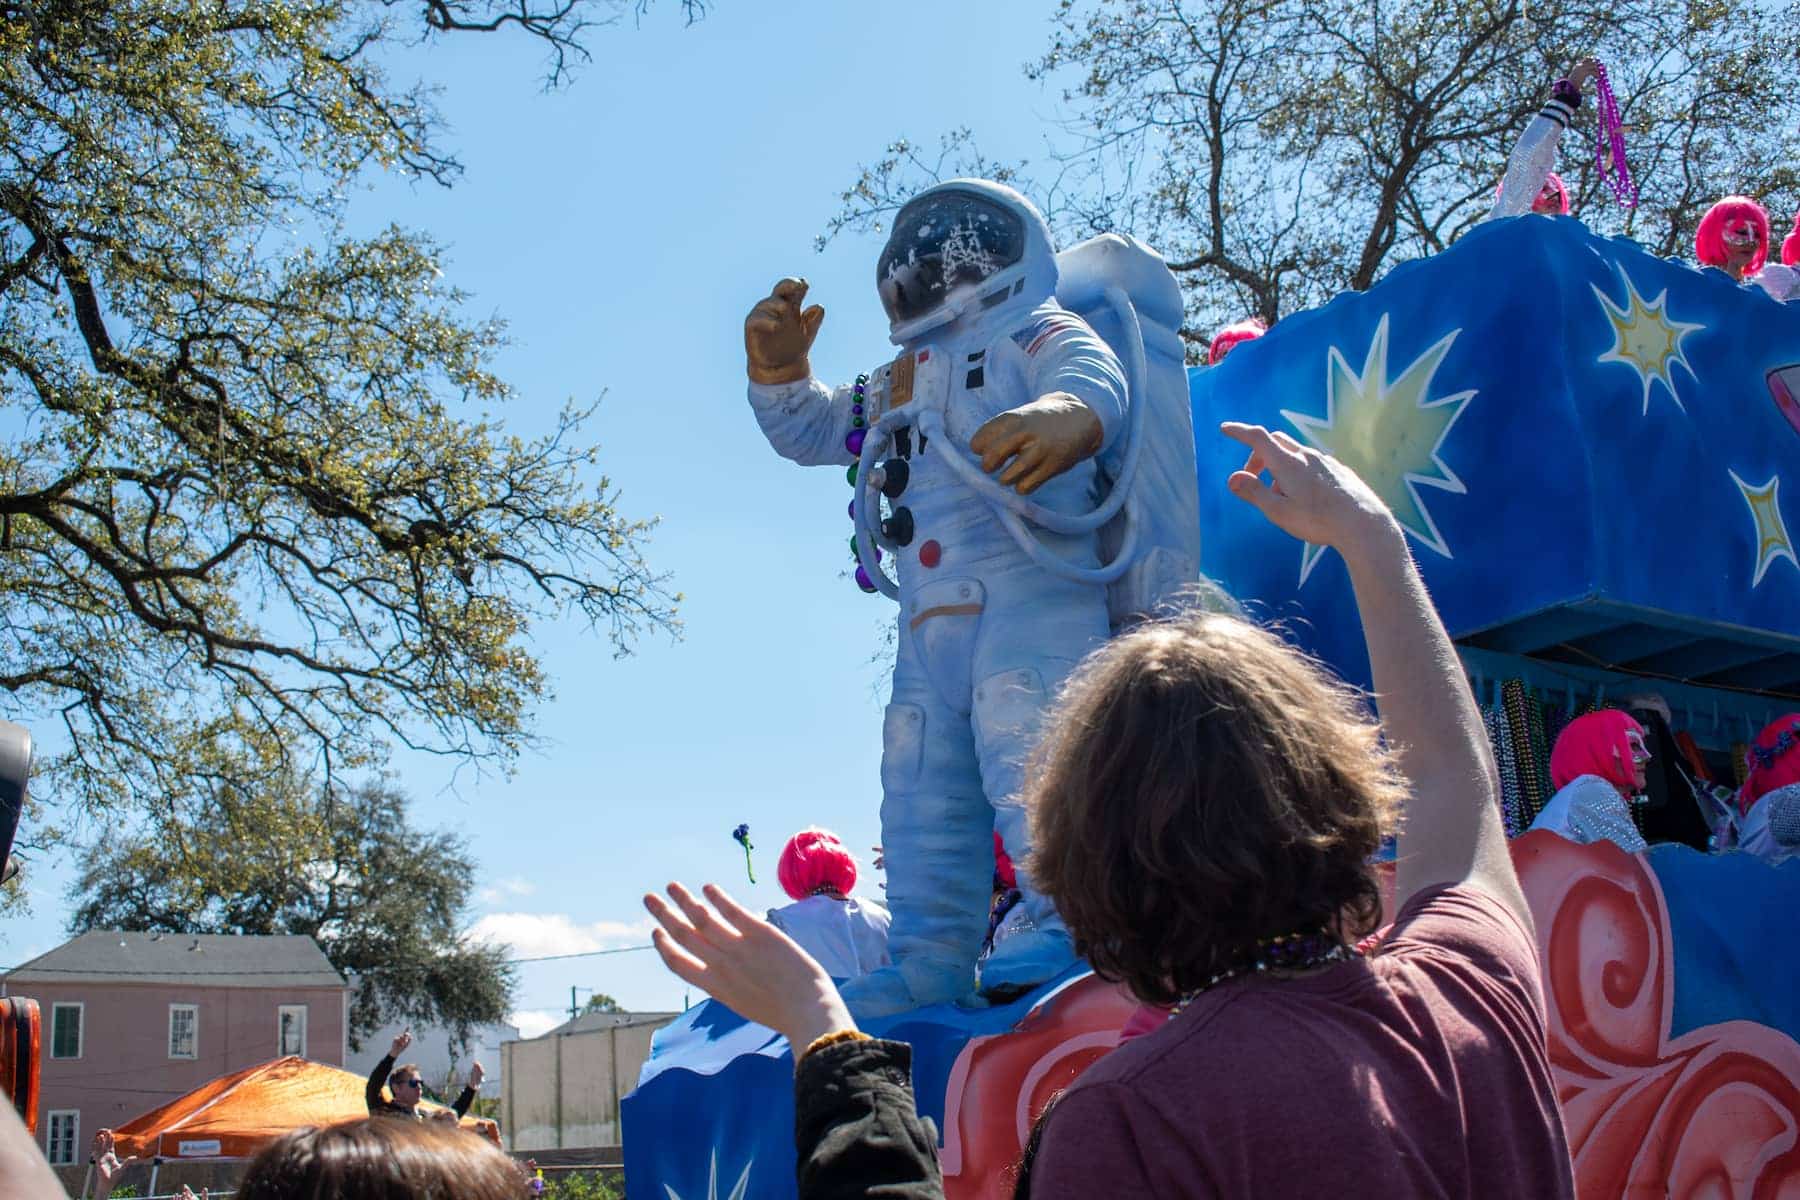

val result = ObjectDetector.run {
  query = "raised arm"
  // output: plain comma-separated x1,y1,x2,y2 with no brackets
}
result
644,882,945,1200
1223,423,1528,929
1488,59,1596,221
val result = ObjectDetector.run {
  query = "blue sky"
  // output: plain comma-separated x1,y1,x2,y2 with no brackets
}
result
6,0,1087,1039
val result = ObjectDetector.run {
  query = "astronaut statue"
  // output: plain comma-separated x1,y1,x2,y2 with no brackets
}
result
744,180,1195,1016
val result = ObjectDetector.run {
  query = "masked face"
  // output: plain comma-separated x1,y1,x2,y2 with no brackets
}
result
1724,219,1761,272
1624,728,1652,790
876,190,1026,331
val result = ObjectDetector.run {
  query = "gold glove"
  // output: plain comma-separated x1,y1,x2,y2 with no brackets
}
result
969,393,1104,495
744,277,826,386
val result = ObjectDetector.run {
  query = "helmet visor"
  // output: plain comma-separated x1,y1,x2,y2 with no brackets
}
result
877,189,1026,327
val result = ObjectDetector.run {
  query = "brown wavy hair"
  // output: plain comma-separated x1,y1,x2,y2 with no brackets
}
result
237,1117,527,1199
1024,611,1406,1006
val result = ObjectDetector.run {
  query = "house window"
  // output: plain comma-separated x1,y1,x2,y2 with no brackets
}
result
277,1005,307,1057
168,1003,198,1059
45,1110,78,1166
49,1003,82,1060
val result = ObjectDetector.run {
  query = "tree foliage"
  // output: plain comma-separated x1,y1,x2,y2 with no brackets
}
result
827,0,1800,348
69,776,512,1049
582,991,621,1013
0,0,689,833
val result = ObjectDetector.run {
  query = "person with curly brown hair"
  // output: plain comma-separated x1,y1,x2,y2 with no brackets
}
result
643,422,1575,1198
1019,422,1574,1196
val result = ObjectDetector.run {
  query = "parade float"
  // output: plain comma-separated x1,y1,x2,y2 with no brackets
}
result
623,203,1800,1199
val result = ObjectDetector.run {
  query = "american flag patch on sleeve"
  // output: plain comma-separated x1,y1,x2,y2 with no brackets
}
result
1011,312,1090,357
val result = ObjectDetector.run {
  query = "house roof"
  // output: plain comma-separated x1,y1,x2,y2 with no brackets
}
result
540,1009,680,1038
3,931,345,989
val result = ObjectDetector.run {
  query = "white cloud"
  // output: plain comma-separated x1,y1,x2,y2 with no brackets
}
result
476,876,538,906
466,911,653,960
508,1009,566,1040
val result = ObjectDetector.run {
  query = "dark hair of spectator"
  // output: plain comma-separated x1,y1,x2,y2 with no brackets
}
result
1011,1094,1063,1200
236,1117,526,1199
392,1063,421,1082
1024,611,1407,1006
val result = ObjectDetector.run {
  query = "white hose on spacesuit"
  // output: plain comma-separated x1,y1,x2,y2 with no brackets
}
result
852,407,911,601
851,284,1152,594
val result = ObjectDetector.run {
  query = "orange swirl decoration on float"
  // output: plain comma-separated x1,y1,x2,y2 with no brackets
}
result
1511,831,1800,1198
937,973,1139,1200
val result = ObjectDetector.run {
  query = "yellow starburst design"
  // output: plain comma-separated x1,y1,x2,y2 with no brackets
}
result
1729,470,1797,588
1281,314,1475,584
1592,266,1704,414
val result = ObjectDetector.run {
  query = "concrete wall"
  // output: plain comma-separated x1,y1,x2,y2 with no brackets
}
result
6,979,347,1163
500,1016,674,1151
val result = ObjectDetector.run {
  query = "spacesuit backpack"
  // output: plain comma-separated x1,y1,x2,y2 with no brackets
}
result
1054,232,1203,630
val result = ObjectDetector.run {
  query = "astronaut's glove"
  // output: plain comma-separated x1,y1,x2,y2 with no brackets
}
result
970,392,1104,495
745,277,826,386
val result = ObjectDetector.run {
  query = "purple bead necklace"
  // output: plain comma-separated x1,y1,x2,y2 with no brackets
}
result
1167,927,1361,1021
1593,63,1637,209
845,373,881,593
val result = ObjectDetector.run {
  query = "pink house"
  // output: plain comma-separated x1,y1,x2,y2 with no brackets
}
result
0,931,348,1167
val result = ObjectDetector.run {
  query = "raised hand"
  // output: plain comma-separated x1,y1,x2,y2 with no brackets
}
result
745,278,826,386
92,1129,138,1199
644,882,855,1057
468,1060,485,1090
390,1028,412,1058
1567,57,1600,90
1222,422,1396,552
970,392,1104,495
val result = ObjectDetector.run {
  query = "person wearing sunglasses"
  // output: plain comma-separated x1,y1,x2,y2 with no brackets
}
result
1528,710,1651,853
366,1028,485,1122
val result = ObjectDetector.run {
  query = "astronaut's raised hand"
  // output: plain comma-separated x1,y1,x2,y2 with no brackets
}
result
744,277,826,386
970,392,1104,495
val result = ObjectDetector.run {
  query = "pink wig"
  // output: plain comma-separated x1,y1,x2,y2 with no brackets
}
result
1538,172,1571,215
993,831,1016,891
777,827,858,900
1207,317,1267,366
1782,211,1800,268
1740,714,1800,814
1491,172,1569,215
1550,710,1644,792
1694,196,1770,273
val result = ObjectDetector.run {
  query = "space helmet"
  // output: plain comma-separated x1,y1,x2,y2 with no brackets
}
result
876,179,1058,345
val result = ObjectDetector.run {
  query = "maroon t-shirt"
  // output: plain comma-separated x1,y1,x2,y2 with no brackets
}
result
1029,884,1575,1198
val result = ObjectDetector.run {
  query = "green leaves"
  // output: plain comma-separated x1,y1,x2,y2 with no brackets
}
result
0,0,682,826
70,776,517,1049
828,0,1800,349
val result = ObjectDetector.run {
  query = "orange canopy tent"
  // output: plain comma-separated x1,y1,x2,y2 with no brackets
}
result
108,1055,499,1161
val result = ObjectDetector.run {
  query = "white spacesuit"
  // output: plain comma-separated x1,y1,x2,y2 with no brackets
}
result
746,182,1130,1013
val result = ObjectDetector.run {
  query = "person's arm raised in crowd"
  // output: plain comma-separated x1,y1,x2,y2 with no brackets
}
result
367,1028,410,1111
644,882,945,1200
453,1061,484,1119
1223,423,1529,931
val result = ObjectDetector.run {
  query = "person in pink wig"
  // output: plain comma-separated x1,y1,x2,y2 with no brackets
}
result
1488,59,1597,221
1207,317,1266,365
765,827,891,980
1733,714,1800,864
1528,710,1650,852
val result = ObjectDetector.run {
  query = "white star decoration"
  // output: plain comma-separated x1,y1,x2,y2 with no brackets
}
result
1282,314,1475,584
1591,265,1704,414
663,1149,752,1200
1729,470,1797,588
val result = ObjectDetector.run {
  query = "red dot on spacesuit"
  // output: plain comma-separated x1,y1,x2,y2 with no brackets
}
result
919,540,942,568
